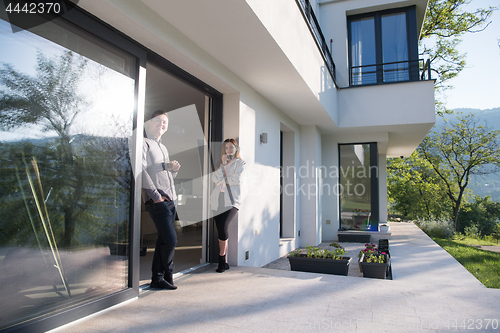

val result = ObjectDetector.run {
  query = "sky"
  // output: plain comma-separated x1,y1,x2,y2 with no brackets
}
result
439,0,500,111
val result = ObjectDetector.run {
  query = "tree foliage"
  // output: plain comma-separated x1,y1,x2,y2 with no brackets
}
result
418,114,500,230
420,0,496,114
0,51,89,139
387,152,454,220
457,195,500,235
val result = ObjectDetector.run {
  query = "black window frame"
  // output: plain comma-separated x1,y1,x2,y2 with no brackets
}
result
347,6,419,86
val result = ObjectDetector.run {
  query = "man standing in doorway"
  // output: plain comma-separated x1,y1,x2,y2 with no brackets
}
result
143,110,181,290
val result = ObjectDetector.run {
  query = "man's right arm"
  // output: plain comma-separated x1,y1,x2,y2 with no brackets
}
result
142,139,163,203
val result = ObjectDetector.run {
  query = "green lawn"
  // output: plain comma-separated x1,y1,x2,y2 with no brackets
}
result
432,237,500,289
450,234,500,246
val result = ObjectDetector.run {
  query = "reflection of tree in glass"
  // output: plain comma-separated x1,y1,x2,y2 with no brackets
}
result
0,51,89,138
0,51,130,248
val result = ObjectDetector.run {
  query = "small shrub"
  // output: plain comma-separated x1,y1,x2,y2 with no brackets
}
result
492,223,500,244
415,218,454,239
464,224,480,238
294,245,348,259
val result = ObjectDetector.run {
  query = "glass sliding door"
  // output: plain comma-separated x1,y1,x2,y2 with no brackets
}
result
140,60,213,283
339,143,379,231
0,17,136,330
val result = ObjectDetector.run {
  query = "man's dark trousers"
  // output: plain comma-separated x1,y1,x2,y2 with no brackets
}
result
145,200,177,279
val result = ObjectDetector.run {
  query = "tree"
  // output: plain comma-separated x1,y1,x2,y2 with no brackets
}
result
0,51,89,139
418,114,500,230
457,195,500,235
387,152,454,219
420,0,496,114
0,51,129,248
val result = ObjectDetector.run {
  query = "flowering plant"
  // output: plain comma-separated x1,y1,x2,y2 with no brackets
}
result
363,252,387,263
358,243,377,259
353,208,370,213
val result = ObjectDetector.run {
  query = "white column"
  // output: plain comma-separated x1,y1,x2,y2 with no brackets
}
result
378,154,388,223
299,125,322,247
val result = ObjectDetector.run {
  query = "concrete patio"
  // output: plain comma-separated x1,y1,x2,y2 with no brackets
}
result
51,222,500,332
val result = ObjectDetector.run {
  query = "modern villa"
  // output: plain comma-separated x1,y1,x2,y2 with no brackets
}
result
0,0,435,331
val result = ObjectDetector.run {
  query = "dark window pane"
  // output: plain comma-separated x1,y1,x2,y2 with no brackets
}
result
339,144,372,230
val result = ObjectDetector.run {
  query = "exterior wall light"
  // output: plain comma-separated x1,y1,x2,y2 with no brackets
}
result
260,133,268,144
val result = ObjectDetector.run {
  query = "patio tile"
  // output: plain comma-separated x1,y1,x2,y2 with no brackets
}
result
54,222,500,333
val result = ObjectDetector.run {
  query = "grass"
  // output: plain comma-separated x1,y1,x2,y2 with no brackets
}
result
450,234,499,246
432,237,500,289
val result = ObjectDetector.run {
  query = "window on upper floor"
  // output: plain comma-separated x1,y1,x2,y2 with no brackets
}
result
348,6,420,86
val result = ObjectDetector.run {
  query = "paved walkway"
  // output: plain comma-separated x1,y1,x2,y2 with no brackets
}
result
52,222,500,333
468,245,500,253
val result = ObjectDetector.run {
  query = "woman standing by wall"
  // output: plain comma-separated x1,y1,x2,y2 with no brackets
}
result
211,139,245,273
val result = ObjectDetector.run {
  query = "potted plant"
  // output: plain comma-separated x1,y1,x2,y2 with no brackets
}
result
358,243,378,272
353,209,370,229
288,245,352,276
379,223,390,233
106,220,130,256
360,252,390,279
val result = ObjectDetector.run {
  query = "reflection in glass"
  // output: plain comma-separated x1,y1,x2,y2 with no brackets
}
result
382,12,408,82
0,17,134,329
339,144,372,230
350,17,376,85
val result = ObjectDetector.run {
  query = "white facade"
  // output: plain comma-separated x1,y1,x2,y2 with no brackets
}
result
78,0,435,267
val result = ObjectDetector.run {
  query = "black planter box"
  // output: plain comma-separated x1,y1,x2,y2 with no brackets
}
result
108,243,128,256
288,255,351,276
378,239,389,253
338,233,370,243
360,254,390,279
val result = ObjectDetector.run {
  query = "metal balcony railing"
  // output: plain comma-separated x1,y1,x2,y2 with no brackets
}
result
349,59,432,86
296,0,336,82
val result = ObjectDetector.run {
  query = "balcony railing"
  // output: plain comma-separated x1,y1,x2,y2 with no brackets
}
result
296,0,336,82
350,59,432,86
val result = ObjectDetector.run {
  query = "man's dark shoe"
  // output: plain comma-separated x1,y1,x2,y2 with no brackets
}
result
150,278,177,290
164,273,175,286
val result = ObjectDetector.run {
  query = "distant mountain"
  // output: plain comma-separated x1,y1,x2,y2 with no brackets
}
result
435,107,500,129
434,107,500,202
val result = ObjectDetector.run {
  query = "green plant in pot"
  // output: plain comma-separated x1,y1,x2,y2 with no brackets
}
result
358,243,377,272
288,245,351,276
360,251,390,279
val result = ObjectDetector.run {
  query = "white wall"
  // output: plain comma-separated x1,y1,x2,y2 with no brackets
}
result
320,135,340,241
378,154,388,223
299,125,322,247
236,88,301,267
337,81,436,128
